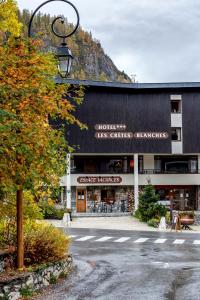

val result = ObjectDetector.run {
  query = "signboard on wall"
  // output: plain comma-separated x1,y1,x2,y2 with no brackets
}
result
77,176,122,184
94,124,169,140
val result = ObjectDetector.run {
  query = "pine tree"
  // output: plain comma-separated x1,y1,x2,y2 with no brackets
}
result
136,185,163,222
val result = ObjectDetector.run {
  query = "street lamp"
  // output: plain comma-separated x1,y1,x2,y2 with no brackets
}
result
28,0,80,77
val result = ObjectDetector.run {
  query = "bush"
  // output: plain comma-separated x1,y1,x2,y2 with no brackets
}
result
0,220,16,249
134,209,141,219
0,220,71,266
24,221,71,265
20,286,34,297
147,218,160,228
38,200,69,219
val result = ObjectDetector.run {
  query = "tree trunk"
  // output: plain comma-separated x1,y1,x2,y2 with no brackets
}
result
17,189,24,270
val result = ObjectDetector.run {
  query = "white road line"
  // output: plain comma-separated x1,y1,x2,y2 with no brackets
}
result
154,239,167,244
95,236,113,242
193,240,200,245
114,237,131,243
69,235,77,238
134,238,149,243
173,239,185,244
75,236,95,241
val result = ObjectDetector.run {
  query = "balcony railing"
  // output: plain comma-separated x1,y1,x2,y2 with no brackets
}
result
71,168,133,174
140,169,200,174
71,168,200,175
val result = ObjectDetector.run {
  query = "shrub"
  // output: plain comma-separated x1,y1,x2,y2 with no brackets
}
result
0,220,16,249
50,274,57,284
147,218,160,228
134,209,141,219
20,286,34,297
38,200,69,219
24,221,70,265
0,220,70,266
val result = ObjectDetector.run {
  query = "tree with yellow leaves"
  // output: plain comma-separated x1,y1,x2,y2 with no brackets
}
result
0,0,22,38
0,37,85,269
0,1,85,269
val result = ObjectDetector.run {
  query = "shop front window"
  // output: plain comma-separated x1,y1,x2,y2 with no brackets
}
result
87,186,133,213
156,187,196,210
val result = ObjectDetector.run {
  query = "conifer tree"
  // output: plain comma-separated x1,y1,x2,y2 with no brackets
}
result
136,185,166,222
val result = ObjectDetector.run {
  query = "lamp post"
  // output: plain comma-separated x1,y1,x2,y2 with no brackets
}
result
15,0,79,270
28,0,80,77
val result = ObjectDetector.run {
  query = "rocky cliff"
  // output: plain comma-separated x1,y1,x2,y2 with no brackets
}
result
19,10,131,83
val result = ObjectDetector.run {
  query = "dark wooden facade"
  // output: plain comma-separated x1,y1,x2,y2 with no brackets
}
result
61,80,200,154
182,91,200,153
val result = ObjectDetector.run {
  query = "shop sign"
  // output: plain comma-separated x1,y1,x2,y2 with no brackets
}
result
77,176,122,184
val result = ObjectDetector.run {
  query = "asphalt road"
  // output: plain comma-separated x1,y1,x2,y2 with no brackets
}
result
35,228,200,300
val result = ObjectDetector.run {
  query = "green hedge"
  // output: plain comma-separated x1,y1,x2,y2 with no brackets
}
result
38,200,70,219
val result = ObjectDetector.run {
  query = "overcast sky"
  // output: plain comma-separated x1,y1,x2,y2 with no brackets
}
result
17,0,200,83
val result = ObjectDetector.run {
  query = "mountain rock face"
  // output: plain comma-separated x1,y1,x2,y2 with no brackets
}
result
19,10,131,83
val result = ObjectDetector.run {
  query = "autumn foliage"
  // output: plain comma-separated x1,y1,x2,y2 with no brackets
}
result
0,0,22,38
0,37,85,191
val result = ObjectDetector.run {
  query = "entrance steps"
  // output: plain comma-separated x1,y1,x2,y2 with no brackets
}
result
72,212,132,218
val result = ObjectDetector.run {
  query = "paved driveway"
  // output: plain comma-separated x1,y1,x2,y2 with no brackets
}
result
35,228,200,300
46,216,200,233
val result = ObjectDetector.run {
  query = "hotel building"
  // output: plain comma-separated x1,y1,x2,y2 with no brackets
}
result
59,80,200,217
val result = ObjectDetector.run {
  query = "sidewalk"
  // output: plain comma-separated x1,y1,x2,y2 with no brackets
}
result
45,216,200,233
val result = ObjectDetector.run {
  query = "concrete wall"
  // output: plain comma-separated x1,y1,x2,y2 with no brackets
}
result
172,141,183,154
140,174,200,185
61,173,200,187
171,113,182,127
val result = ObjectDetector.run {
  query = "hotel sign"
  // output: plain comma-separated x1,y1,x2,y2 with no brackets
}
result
134,132,169,139
95,124,169,140
77,176,122,184
95,124,126,131
95,132,133,139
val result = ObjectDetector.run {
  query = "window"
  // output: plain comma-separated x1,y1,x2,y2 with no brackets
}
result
171,128,181,141
171,100,181,113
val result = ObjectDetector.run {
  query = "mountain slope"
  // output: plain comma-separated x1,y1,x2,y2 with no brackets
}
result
19,10,131,83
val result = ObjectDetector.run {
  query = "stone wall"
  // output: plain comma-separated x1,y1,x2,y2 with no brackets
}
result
0,255,73,300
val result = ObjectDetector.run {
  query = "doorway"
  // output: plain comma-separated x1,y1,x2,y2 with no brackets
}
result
76,189,86,212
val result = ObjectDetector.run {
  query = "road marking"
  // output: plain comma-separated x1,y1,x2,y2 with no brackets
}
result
75,236,95,241
134,238,149,243
114,237,131,243
72,235,199,246
95,236,113,242
173,239,185,244
154,239,167,244
193,240,200,245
